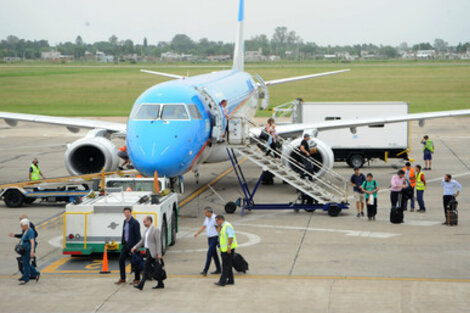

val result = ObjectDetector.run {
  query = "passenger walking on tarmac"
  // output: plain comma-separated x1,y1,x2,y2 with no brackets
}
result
441,174,462,224
402,162,416,212
194,207,221,276
361,173,379,220
415,165,427,213
29,158,45,181
9,214,38,267
390,170,407,209
214,215,237,287
132,216,164,290
115,207,141,286
18,218,40,285
350,167,366,218
300,134,313,180
420,135,434,170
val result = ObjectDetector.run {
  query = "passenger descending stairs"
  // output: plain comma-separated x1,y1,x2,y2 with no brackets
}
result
232,136,349,204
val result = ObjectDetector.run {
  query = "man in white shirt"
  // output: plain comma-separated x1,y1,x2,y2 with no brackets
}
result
194,207,221,276
441,174,462,223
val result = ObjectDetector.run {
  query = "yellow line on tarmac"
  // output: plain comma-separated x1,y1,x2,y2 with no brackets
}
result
41,257,70,273
2,272,470,284
179,158,247,208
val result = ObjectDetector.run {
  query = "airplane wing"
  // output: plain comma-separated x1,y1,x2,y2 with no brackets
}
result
140,69,185,79
265,69,350,86
0,112,126,133
251,109,470,137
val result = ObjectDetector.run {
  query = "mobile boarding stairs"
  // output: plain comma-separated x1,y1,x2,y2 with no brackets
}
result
224,123,350,216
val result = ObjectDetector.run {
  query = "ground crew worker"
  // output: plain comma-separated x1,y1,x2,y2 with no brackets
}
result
420,135,434,170
118,145,131,169
402,162,416,211
29,158,45,181
214,215,237,287
415,165,426,213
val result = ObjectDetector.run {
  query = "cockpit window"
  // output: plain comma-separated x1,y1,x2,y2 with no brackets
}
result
188,104,203,120
135,104,160,120
161,105,189,120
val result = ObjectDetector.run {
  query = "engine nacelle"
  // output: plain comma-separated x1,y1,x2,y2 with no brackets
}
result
282,137,335,178
65,136,119,175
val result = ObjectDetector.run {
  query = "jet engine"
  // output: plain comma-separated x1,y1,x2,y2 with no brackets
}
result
281,137,335,178
64,130,119,176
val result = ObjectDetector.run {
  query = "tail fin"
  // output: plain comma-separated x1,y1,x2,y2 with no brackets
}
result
232,0,245,72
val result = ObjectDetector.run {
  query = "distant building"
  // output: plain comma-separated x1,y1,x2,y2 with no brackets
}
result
141,56,159,63
160,52,196,62
207,55,231,62
41,50,62,60
245,48,267,62
416,50,435,59
83,51,95,61
323,54,337,60
96,51,114,63
3,57,22,62
267,55,281,61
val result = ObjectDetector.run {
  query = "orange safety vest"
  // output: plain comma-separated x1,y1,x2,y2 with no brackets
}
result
402,167,416,187
119,146,127,152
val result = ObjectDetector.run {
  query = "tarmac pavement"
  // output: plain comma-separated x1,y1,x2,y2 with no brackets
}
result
0,117,469,313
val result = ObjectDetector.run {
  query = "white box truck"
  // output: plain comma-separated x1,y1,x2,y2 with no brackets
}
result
293,101,410,167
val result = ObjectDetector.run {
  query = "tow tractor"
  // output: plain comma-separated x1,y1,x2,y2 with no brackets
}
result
0,170,138,208
62,176,178,256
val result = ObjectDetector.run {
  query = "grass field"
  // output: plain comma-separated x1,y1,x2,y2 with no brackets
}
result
0,63,469,116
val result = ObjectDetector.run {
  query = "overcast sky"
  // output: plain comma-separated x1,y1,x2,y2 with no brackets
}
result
0,0,469,46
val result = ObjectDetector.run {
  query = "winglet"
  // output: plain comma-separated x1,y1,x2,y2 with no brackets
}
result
232,0,245,72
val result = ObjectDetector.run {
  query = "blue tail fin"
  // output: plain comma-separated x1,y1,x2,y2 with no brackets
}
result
232,0,244,72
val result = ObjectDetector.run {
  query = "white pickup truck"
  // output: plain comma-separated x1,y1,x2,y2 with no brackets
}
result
62,177,178,256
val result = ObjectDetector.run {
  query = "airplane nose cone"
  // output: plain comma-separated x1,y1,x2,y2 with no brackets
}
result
127,121,196,177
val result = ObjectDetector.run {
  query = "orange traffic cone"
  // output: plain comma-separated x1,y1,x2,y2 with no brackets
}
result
100,245,110,274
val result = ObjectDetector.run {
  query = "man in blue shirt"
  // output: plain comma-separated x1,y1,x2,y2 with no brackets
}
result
442,174,462,223
115,207,141,285
350,167,366,218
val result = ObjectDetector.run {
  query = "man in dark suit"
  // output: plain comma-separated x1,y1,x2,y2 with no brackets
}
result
115,207,141,285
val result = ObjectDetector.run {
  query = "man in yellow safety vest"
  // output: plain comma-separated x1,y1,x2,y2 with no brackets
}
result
415,165,426,212
29,158,45,181
214,215,237,287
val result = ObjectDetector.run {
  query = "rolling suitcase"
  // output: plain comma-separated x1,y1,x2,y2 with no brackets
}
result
232,252,249,273
446,199,458,226
390,193,404,224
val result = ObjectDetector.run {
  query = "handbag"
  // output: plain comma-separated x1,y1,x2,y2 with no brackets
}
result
152,259,167,281
259,131,269,141
15,240,26,256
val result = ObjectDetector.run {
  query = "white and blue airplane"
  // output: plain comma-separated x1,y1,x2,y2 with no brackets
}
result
1,0,470,186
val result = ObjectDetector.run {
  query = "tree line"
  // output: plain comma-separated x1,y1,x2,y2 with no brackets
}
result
1,26,469,61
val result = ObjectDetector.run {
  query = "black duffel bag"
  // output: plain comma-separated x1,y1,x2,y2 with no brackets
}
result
151,259,167,281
